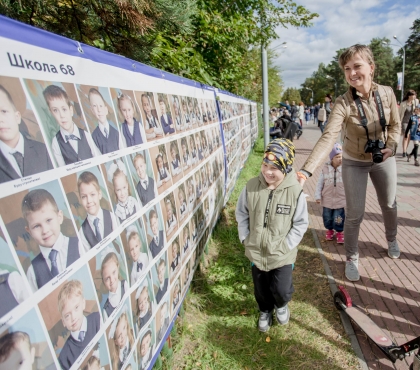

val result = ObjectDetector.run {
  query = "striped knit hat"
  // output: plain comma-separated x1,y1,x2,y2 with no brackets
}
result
263,138,295,174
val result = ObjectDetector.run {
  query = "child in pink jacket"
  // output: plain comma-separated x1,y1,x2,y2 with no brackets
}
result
315,143,346,243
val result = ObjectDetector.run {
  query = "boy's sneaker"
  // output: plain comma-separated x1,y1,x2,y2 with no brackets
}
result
275,304,290,325
258,311,272,332
345,258,359,281
387,239,400,259
325,230,334,241
336,231,344,244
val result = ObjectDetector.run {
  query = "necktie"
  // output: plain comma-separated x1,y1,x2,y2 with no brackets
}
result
93,217,102,240
11,151,24,175
65,134,79,141
104,127,109,138
155,236,159,246
122,346,128,361
49,249,59,277
137,262,143,272
143,180,148,188
78,331,85,342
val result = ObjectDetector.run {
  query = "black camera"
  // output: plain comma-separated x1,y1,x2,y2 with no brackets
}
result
364,139,385,163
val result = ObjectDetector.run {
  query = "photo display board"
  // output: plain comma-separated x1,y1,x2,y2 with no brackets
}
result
0,15,255,370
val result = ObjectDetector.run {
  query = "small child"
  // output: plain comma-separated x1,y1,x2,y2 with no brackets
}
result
148,209,164,258
157,301,169,342
78,171,117,248
155,153,172,188
111,312,134,370
165,199,177,236
89,88,121,154
191,218,198,245
181,138,191,171
58,280,101,370
142,94,163,140
0,268,29,316
159,96,175,135
0,85,53,183
127,229,149,284
23,189,86,291
172,97,185,132
139,330,153,370
170,239,181,274
101,252,128,321
155,258,168,304
235,138,308,332
406,105,420,166
169,143,182,176
111,164,140,224
172,281,180,311
0,331,35,370
43,85,100,167
182,226,190,255
118,94,143,147
314,143,346,244
187,180,196,212
178,187,187,221
135,285,153,332
133,154,156,206
189,136,198,165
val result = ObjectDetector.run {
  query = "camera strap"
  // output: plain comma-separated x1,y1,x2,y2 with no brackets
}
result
352,88,388,141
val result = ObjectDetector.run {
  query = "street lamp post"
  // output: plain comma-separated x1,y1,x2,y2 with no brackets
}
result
261,41,286,147
326,75,337,98
383,39,406,101
304,87,313,104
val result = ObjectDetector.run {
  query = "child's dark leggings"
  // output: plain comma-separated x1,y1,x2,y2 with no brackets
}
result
409,143,419,159
322,207,345,232
252,264,294,312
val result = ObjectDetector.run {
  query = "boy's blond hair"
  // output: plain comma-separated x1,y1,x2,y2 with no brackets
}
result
77,171,100,192
43,84,71,108
0,331,31,363
128,230,140,244
21,189,59,224
133,153,145,167
58,280,84,314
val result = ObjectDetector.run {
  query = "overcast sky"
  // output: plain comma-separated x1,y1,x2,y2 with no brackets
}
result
272,0,420,89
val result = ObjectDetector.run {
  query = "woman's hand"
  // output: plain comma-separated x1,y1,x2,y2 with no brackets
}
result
381,148,393,162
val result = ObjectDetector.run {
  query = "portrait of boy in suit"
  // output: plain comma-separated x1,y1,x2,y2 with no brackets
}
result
145,207,165,259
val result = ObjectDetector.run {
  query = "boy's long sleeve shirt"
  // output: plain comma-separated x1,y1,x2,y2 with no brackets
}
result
236,188,308,251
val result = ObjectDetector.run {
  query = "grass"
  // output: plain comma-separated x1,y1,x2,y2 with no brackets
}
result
162,134,361,370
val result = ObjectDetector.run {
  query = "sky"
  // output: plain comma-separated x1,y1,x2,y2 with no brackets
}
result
272,0,420,89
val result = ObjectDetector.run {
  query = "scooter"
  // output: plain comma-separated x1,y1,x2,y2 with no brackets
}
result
334,286,420,369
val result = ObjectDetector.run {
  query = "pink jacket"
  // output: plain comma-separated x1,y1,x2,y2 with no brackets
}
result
314,163,346,209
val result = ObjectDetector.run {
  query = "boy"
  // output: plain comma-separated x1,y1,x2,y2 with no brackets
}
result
127,229,149,284
43,85,100,167
23,189,87,292
0,85,53,183
155,258,168,304
157,301,169,342
139,330,153,370
88,88,122,154
235,138,308,332
58,280,101,369
133,153,156,206
0,331,35,370
158,96,175,135
148,209,164,258
165,199,177,236
77,171,117,248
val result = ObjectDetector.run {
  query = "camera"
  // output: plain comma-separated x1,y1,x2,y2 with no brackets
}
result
364,139,385,163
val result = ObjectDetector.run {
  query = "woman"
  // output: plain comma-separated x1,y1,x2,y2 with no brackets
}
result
297,44,400,282
298,102,305,127
399,89,418,157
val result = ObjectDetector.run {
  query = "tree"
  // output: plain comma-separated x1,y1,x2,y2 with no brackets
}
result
369,38,395,88
281,88,301,103
401,18,420,95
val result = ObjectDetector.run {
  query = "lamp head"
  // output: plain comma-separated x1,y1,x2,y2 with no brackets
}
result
393,35,397,39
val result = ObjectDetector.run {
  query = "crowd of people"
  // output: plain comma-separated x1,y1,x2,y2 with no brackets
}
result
239,43,416,333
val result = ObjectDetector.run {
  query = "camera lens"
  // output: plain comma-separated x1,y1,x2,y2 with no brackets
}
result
372,148,383,163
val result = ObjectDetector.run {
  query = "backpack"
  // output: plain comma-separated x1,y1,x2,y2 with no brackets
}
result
318,105,326,121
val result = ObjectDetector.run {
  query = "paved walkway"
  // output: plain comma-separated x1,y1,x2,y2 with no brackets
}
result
294,122,420,370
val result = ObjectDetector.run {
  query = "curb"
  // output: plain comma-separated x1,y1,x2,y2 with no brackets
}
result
310,226,369,370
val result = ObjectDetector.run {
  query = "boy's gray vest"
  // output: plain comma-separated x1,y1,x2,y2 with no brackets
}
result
82,209,113,248
32,237,79,288
244,170,302,271
136,177,155,205
56,127,93,165
92,124,119,154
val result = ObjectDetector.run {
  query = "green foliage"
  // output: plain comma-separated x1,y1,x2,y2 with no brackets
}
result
401,19,420,96
281,87,301,103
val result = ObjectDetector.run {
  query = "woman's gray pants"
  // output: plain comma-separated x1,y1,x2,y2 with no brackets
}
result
342,157,398,260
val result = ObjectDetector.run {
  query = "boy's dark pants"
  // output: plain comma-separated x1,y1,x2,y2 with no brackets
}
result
322,207,345,232
252,264,294,313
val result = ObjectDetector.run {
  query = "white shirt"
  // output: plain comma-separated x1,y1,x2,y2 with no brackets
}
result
70,316,87,341
26,233,88,292
119,338,130,363
188,195,195,212
102,280,128,321
156,167,171,187
0,269,30,304
166,215,177,235
78,208,117,249
114,196,140,225
51,123,100,167
0,133,25,177
130,253,149,283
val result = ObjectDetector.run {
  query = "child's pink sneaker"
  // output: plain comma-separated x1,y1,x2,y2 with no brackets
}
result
325,230,334,241
336,231,344,244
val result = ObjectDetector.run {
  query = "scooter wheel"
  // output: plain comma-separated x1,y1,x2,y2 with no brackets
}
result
334,291,346,311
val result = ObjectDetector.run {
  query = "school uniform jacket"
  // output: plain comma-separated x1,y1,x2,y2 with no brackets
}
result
136,177,155,206
81,209,113,248
56,126,93,165
0,136,53,183
155,278,168,304
161,114,175,135
92,124,120,154
0,272,19,317
149,230,164,258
